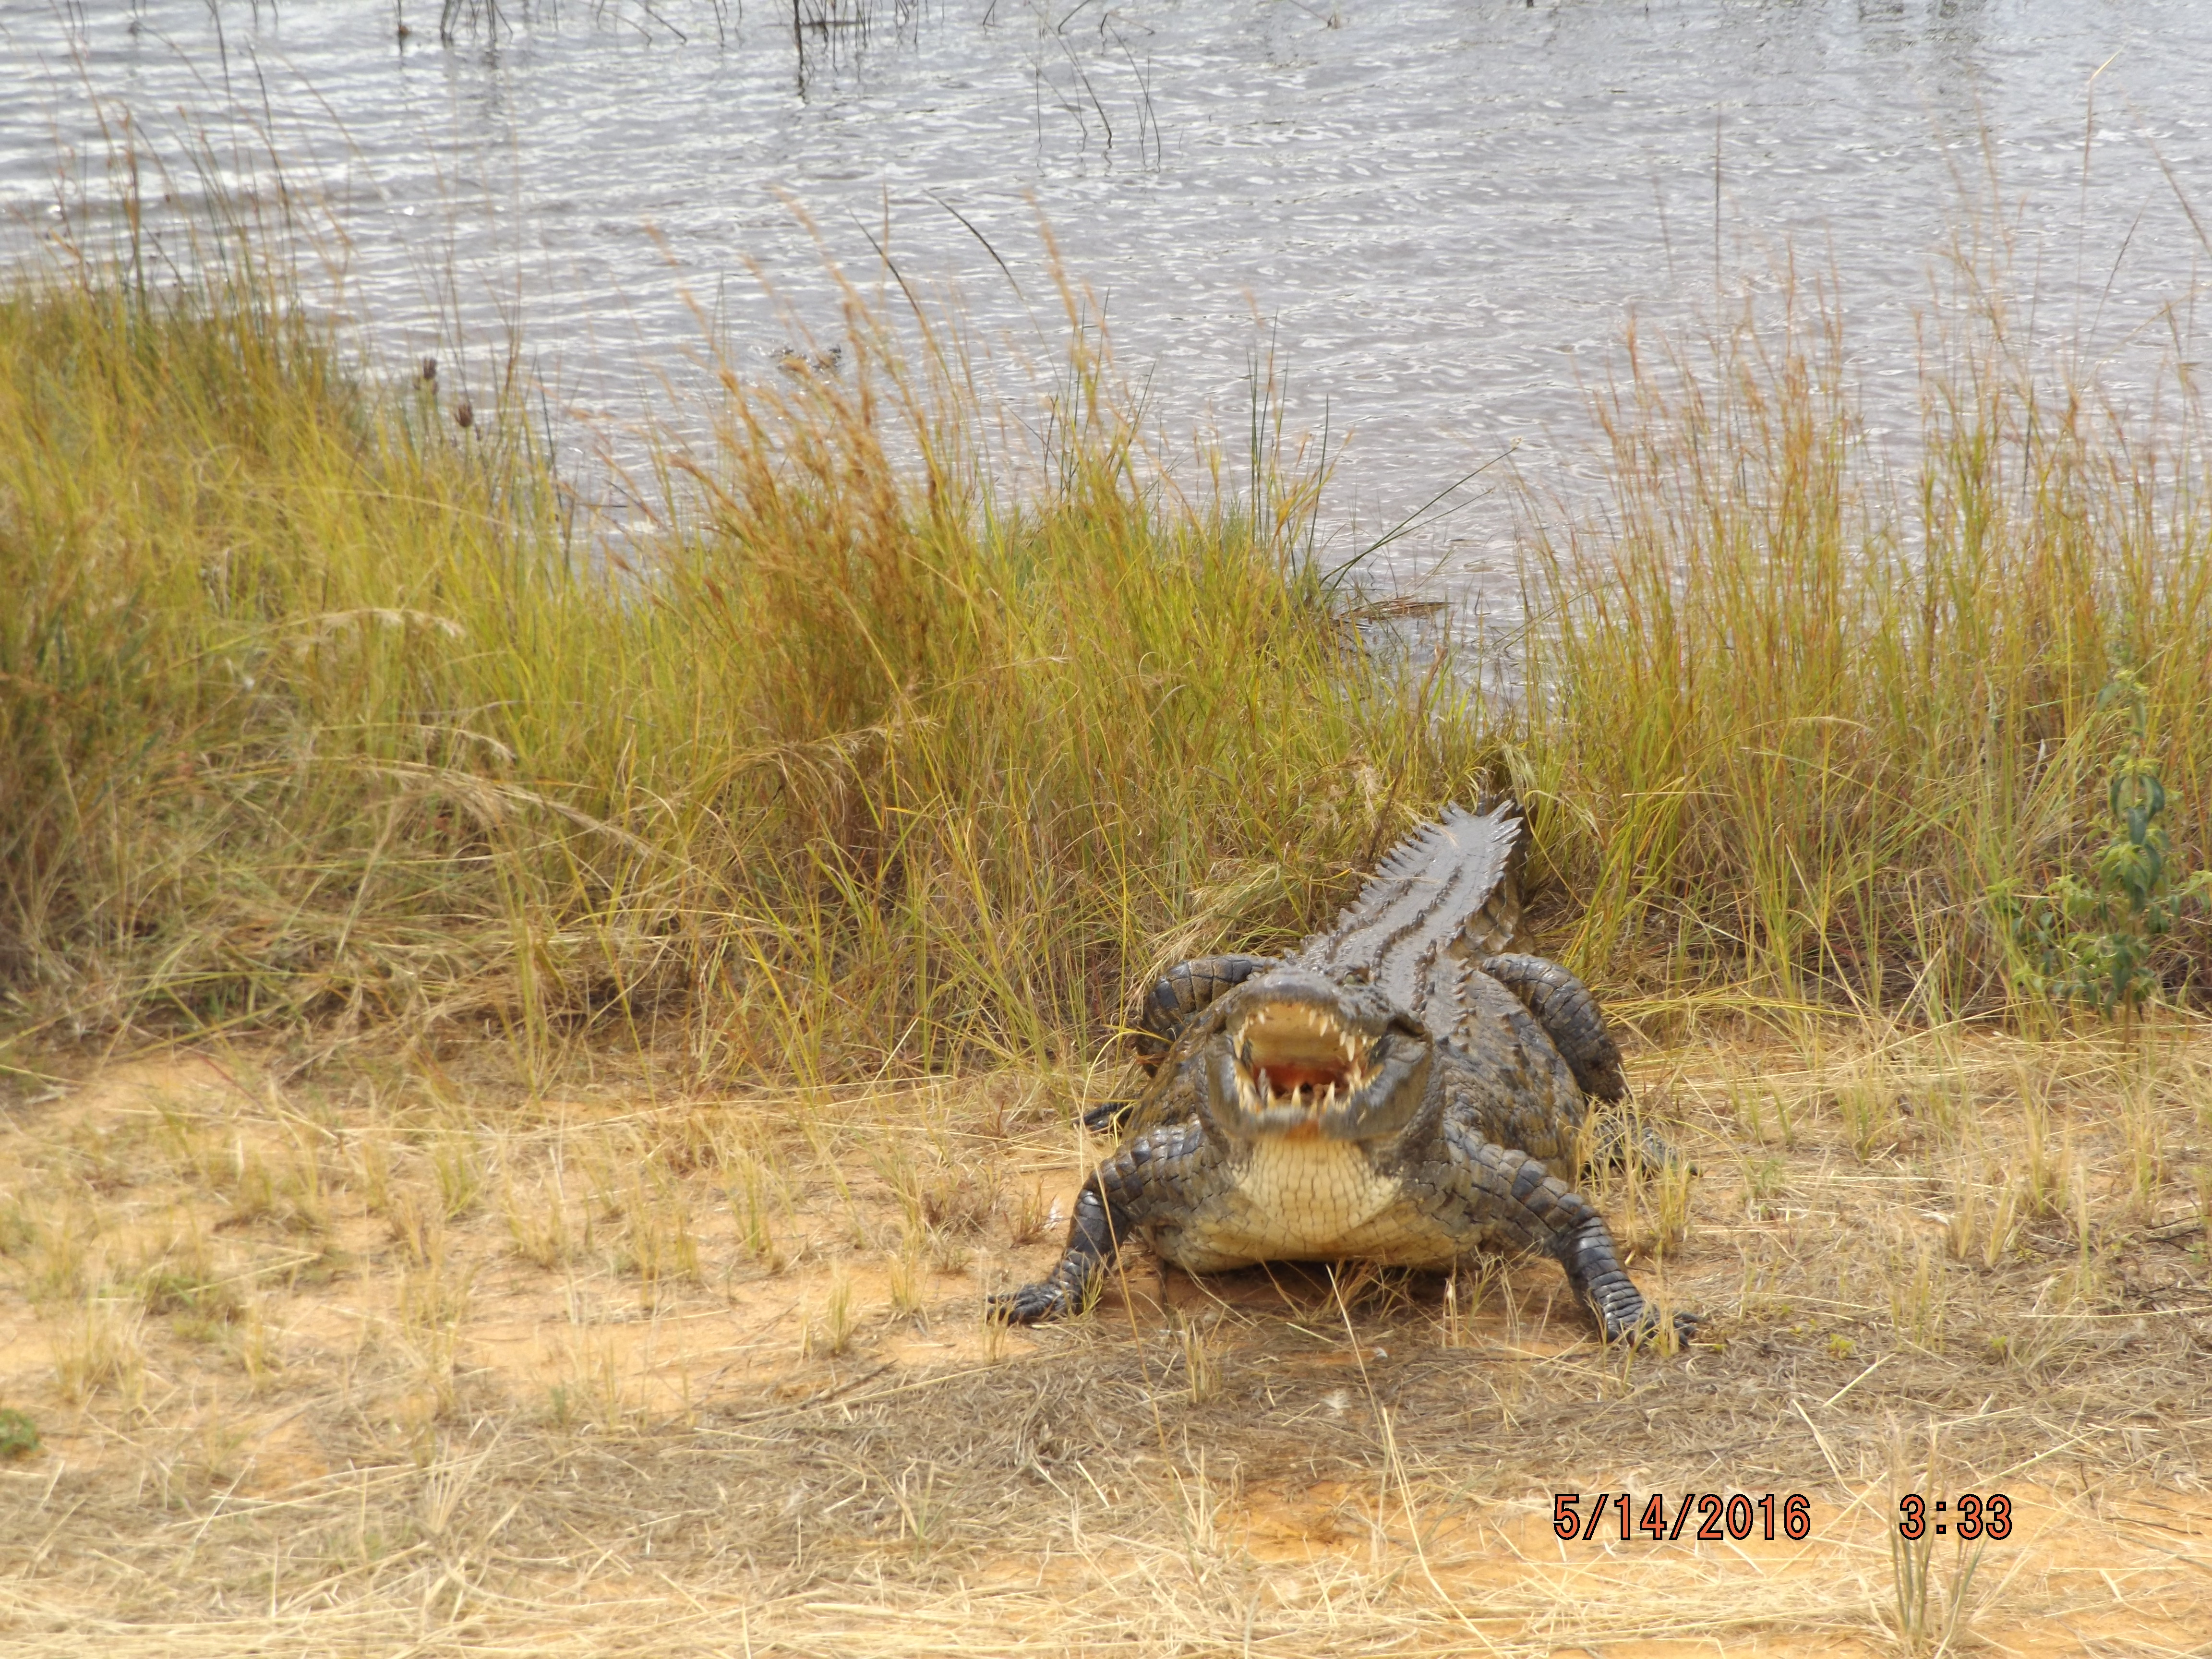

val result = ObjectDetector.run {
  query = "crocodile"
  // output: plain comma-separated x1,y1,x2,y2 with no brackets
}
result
992,802,1694,1345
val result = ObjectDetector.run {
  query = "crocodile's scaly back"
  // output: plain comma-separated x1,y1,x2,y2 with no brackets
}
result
1292,802,1520,1028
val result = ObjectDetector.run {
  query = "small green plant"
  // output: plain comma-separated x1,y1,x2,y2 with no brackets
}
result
1998,673,2212,1014
0,1407,39,1459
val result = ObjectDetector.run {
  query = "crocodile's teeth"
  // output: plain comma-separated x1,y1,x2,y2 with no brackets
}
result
1324,1082,1338,1110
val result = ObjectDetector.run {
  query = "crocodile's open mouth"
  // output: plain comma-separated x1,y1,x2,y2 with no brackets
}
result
1202,968,1432,1143
1232,1003,1373,1111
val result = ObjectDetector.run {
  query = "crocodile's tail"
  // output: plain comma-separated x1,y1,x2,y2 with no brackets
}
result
1476,952,1694,1175
1292,801,1522,1029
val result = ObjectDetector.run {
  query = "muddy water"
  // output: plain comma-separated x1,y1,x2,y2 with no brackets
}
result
4,1,2209,593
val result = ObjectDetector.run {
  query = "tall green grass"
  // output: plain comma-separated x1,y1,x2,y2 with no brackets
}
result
0,255,1491,1075
1515,269,2212,1019
4,233,2209,1076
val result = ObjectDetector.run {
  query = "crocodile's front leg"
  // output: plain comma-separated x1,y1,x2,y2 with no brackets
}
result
1136,956,1279,1065
1082,956,1281,1136
991,1123,1210,1324
1431,1120,1697,1346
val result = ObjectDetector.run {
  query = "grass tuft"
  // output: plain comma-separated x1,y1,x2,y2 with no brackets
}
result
1518,267,2212,1015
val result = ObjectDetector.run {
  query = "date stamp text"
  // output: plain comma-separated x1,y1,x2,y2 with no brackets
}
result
1551,1492,1811,1542
1550,1491,2015,1544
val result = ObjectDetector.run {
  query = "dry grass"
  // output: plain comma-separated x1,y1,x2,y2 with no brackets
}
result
1,1021,2207,1655
1516,252,2212,1021
9,184,2212,1085
0,224,1489,1081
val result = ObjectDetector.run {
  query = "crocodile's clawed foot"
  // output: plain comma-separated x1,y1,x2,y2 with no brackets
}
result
1594,1117,1698,1178
988,1280,1072,1325
1080,1098,1137,1136
1600,1301,1703,1349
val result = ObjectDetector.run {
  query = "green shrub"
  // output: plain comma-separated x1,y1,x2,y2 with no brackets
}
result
1996,673,2212,1012
0,1407,39,1459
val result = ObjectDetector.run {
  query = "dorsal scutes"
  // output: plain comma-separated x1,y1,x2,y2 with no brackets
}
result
1292,802,1520,1026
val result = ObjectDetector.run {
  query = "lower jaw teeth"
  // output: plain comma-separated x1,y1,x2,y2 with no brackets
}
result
1239,1071,1354,1113
1259,1084,1346,1111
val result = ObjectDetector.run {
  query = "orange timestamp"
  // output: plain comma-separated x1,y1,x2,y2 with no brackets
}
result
1896,1493,2012,1539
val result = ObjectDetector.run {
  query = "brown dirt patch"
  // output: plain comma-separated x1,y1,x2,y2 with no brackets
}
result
1,1023,2209,1654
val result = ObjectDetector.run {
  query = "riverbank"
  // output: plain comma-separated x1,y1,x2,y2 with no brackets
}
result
5,238,2212,1653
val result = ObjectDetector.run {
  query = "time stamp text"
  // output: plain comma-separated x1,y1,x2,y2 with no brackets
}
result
1551,1493,2014,1543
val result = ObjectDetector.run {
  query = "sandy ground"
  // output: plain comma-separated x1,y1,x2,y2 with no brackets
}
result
2,1022,2209,1656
